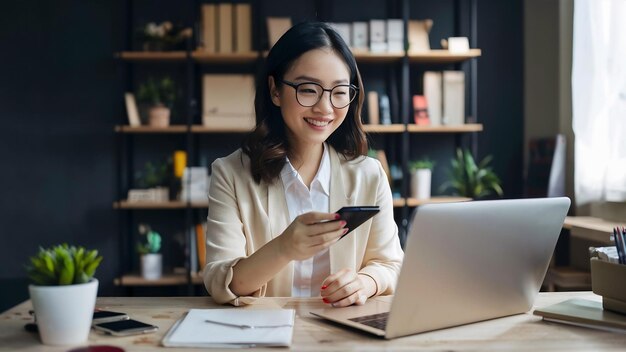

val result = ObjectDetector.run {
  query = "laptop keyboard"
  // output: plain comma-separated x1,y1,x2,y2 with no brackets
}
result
349,312,389,330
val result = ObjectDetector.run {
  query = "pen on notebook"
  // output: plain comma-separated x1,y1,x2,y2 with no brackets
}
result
204,319,293,329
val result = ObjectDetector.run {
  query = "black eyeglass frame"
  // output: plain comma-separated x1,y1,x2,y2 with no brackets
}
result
279,79,359,109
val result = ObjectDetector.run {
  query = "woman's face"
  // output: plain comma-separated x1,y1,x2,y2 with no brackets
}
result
270,48,351,149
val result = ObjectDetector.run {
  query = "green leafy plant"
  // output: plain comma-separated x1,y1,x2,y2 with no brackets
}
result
135,161,169,188
136,77,176,107
26,244,103,286
137,224,162,255
409,158,435,171
440,148,503,199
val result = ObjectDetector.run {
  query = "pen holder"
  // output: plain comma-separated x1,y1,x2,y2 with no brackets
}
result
591,258,626,315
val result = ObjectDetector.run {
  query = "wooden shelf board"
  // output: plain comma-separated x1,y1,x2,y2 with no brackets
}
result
117,51,261,63
192,51,259,63
116,51,187,61
392,198,406,208
392,197,471,208
363,124,405,133
353,50,404,63
115,125,189,133
114,200,208,209
408,49,482,63
191,125,254,133
115,125,253,134
114,273,203,287
116,49,481,64
407,124,483,133
406,197,471,207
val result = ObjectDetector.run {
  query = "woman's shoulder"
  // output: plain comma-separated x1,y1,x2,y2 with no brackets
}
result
339,153,383,173
332,149,385,185
211,149,251,176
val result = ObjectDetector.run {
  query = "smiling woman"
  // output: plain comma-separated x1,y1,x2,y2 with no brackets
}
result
202,22,403,309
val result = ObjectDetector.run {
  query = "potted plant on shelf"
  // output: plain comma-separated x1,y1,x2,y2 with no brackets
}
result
128,160,170,203
137,224,163,280
26,244,103,345
409,158,435,200
137,21,192,51
440,148,504,199
137,77,176,127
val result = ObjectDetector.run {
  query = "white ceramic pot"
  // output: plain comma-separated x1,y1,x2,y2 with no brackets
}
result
29,279,98,345
141,253,163,280
410,169,432,200
148,105,170,127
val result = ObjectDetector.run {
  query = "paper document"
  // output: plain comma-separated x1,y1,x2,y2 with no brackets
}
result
162,308,295,348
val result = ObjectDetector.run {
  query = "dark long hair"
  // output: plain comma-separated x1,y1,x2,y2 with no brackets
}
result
242,21,367,184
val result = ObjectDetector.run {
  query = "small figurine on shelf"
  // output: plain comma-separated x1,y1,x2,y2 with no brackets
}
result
137,21,192,51
137,77,176,127
409,158,435,200
412,95,430,125
137,224,163,280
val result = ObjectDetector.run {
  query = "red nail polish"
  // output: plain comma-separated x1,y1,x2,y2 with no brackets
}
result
342,228,349,234
321,285,327,290
323,298,329,303
335,214,341,220
340,220,347,226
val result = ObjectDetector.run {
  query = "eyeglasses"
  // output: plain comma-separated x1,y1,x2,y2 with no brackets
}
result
279,79,358,109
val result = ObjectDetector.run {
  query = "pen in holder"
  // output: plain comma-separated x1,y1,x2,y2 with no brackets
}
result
613,226,626,264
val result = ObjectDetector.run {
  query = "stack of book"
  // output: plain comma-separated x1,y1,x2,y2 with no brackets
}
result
200,3,252,53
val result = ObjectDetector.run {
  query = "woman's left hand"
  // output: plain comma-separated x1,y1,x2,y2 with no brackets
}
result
320,268,377,307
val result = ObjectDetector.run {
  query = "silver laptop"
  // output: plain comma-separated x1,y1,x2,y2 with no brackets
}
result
311,197,570,339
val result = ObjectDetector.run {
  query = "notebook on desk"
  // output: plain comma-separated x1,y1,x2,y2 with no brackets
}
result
311,197,571,339
162,309,295,348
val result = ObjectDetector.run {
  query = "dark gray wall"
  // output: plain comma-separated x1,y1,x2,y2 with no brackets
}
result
0,0,524,311
477,0,524,198
0,0,124,311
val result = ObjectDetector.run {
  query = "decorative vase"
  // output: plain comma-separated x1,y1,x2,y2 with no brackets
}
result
148,105,170,127
411,169,432,200
141,253,162,280
29,279,98,345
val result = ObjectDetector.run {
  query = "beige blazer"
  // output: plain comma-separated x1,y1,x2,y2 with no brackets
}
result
203,147,404,305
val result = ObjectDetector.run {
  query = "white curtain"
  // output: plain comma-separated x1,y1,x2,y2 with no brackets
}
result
572,0,626,205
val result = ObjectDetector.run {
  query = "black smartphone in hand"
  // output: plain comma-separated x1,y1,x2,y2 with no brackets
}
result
336,206,380,239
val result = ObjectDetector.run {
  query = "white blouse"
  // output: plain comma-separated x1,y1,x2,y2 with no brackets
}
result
280,144,331,297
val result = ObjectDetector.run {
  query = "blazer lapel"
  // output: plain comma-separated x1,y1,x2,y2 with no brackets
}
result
328,147,357,273
267,179,290,239
266,178,294,296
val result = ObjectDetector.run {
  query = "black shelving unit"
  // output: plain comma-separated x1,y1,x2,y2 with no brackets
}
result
115,0,482,292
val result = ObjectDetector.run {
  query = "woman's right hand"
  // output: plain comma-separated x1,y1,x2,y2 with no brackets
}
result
277,212,348,261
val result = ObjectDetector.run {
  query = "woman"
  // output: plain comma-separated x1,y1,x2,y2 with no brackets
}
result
203,22,403,307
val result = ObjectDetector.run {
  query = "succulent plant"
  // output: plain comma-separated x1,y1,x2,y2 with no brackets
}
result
409,158,435,171
26,244,103,286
